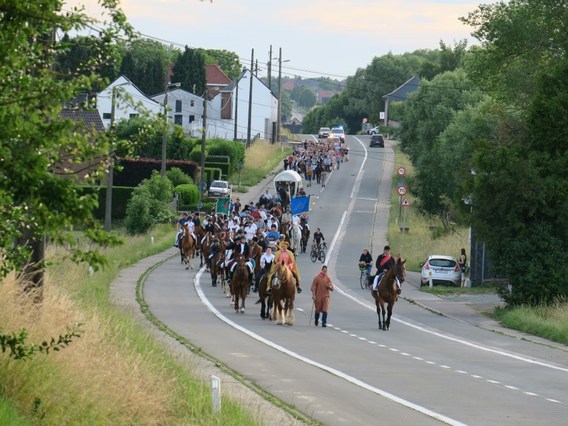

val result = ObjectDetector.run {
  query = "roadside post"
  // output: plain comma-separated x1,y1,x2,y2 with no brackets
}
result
211,375,221,413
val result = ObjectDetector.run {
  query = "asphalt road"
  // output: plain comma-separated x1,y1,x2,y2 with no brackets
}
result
140,134,568,425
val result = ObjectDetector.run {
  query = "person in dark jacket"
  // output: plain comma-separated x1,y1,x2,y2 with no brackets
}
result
372,245,395,292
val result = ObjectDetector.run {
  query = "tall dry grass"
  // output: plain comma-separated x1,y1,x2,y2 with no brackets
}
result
387,148,468,271
0,225,259,424
231,140,290,189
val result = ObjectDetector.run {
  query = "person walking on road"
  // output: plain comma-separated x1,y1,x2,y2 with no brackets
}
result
311,265,334,327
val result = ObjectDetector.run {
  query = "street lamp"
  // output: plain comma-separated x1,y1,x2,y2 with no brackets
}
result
161,82,181,176
276,47,290,144
233,70,247,141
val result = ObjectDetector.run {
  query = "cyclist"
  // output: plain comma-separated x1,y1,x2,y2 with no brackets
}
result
358,249,373,284
313,227,325,250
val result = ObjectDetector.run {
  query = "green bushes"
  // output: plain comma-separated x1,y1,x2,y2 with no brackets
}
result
166,167,193,187
175,183,199,211
125,171,177,235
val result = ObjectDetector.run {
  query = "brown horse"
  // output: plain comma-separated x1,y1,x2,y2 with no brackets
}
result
271,261,296,325
200,232,212,268
372,258,406,330
249,239,263,278
231,253,249,313
180,223,196,270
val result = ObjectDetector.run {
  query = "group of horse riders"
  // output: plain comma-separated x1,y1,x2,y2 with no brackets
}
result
175,195,318,295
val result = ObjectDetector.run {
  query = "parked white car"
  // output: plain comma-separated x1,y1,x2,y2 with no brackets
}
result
420,255,461,287
367,126,380,135
208,180,231,197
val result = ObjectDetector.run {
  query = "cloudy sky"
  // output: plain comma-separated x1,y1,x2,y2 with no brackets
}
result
69,0,482,80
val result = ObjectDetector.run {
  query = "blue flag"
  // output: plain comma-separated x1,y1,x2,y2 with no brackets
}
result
291,195,310,215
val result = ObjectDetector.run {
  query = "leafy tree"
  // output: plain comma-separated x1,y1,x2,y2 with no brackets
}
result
459,0,568,305
291,85,317,109
201,49,242,80
119,39,174,95
460,0,568,109
172,46,206,95
125,171,176,235
0,0,131,286
281,91,293,123
55,34,119,87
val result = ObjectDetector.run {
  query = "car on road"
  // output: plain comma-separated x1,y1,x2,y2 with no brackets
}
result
369,134,385,147
420,255,462,287
367,126,380,135
208,180,232,197
329,127,345,143
318,127,331,138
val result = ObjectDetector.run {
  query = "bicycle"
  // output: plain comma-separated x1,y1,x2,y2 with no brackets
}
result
310,242,326,263
359,262,371,289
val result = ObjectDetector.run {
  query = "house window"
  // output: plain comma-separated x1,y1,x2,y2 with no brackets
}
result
189,115,195,123
175,100,182,113
190,100,195,107
174,115,183,125
103,112,111,119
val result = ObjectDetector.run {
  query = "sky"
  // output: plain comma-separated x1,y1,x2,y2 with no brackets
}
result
68,0,482,80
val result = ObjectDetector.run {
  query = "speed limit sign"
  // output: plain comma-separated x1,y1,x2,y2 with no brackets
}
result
397,186,408,196
397,167,406,176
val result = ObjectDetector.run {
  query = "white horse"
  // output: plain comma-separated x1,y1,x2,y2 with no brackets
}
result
290,222,301,254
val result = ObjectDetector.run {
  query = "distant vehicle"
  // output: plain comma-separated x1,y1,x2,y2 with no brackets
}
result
420,255,461,287
367,126,380,135
369,134,385,148
208,180,232,197
318,127,331,138
329,127,345,143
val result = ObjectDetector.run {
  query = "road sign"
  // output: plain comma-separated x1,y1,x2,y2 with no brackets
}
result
397,167,406,176
397,186,408,196
401,198,411,206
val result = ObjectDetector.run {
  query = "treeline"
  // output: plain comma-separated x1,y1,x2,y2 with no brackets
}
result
307,0,568,307
55,35,242,96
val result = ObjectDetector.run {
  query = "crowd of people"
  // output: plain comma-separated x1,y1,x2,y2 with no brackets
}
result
173,135,355,326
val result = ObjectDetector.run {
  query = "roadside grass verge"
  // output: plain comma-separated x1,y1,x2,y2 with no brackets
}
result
492,302,568,345
388,144,568,345
229,139,291,191
0,224,261,425
387,146,469,273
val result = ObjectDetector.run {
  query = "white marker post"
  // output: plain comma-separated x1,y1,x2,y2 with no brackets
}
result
211,375,221,413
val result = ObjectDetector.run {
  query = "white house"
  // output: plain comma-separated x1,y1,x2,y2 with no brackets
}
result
207,68,278,142
152,88,204,137
97,75,161,129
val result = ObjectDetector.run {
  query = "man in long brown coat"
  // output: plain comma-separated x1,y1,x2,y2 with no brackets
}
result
310,265,334,327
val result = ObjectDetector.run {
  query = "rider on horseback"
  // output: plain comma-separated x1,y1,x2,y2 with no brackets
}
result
206,237,220,270
371,246,401,294
266,241,302,294
255,246,275,293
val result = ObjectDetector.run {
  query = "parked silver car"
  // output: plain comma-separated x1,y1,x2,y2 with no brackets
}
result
420,255,461,287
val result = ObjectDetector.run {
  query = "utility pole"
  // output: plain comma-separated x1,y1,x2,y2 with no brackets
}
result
276,47,282,144
160,82,180,176
104,86,118,232
268,45,273,90
199,90,208,208
246,49,254,147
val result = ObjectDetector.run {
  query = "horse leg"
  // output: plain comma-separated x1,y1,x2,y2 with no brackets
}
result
260,299,266,319
287,299,295,326
240,289,246,314
381,304,387,331
386,303,393,330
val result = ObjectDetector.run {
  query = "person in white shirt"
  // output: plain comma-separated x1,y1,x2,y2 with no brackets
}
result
244,221,257,241
255,246,275,292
